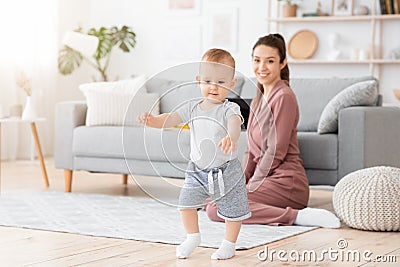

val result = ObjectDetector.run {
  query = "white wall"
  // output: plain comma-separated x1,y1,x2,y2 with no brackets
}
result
57,0,400,104
56,0,268,102
3,1,393,159
25,0,394,159
56,0,94,103
1,0,58,160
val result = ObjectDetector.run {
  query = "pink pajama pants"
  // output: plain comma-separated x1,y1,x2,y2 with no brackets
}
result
206,174,309,225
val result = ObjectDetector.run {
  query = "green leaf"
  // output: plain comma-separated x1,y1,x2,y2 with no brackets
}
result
88,27,113,60
58,46,83,75
111,25,136,53
119,41,129,52
58,25,137,79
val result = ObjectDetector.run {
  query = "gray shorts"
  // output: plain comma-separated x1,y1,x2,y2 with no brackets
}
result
178,158,251,221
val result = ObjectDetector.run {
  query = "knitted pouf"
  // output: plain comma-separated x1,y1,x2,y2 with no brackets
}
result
333,166,400,231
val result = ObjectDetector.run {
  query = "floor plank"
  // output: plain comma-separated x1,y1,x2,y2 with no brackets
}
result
0,159,398,266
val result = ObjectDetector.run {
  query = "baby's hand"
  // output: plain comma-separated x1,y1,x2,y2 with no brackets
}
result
137,112,153,125
218,135,237,154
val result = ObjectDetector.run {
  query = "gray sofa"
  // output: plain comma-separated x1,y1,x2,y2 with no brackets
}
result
55,76,400,192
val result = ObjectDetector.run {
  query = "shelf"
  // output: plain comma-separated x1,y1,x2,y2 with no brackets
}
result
267,0,400,85
372,59,400,64
288,59,400,64
267,14,400,23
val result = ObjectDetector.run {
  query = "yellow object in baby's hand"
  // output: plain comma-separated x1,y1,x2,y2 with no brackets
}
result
173,124,190,130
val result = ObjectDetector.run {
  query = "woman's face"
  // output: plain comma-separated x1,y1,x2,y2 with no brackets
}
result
252,45,286,88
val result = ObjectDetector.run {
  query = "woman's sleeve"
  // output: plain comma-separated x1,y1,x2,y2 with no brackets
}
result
252,93,297,181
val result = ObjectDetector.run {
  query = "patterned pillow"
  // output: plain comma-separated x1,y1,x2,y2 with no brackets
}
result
318,80,378,134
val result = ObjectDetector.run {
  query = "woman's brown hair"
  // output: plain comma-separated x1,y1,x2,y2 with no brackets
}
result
251,33,289,107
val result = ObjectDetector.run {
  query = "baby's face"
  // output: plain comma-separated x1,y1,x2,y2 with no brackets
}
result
197,62,236,103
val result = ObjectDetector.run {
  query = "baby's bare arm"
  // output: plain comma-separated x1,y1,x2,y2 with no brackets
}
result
137,112,182,128
227,114,242,143
218,115,242,154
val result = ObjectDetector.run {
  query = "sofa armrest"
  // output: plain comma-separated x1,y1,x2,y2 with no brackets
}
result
54,101,87,170
338,106,400,180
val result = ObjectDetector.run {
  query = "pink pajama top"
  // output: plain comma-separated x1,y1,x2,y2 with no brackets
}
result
244,80,307,184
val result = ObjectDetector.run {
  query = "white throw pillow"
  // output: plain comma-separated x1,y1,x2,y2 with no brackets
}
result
79,75,148,95
317,80,378,134
80,75,160,126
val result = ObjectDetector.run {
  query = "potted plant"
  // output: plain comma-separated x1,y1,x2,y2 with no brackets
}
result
278,0,299,17
58,25,136,82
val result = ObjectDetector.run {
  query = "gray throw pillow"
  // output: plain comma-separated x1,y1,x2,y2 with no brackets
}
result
318,80,378,134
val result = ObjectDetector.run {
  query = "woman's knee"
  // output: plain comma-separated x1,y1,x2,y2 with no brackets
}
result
205,203,222,222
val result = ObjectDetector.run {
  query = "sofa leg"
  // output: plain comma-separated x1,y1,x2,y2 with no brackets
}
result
64,170,73,192
122,174,128,185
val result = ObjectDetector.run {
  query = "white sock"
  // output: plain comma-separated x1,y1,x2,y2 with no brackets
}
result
211,239,236,260
294,207,341,228
176,233,201,259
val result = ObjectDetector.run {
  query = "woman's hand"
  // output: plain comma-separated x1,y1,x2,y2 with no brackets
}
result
218,135,238,154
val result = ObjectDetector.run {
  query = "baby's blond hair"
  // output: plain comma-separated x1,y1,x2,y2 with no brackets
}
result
201,48,235,69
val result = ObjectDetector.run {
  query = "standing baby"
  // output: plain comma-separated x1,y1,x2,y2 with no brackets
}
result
137,48,251,260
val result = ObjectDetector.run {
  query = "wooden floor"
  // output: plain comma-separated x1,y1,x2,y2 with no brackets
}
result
0,159,398,266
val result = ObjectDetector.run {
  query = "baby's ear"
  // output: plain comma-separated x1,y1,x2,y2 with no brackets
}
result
230,78,237,89
196,76,201,85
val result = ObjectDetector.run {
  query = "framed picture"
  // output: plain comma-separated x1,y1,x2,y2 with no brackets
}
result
205,7,238,52
167,0,201,16
333,0,353,16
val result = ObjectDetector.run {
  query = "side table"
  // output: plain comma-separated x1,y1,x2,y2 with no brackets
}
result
0,117,50,191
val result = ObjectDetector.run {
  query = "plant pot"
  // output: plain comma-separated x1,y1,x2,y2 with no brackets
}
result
283,4,297,17
21,96,38,120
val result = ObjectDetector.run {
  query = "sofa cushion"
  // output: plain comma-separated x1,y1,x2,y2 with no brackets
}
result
82,91,160,126
79,75,160,126
298,132,337,170
145,77,244,113
240,76,378,132
79,75,148,94
73,126,190,163
240,77,258,99
291,76,378,132
146,78,202,113
318,80,378,134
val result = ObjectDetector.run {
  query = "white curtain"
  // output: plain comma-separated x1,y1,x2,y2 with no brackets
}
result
0,0,58,160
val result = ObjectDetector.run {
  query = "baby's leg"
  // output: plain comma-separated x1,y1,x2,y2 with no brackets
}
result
211,220,241,260
225,220,242,243
181,209,199,233
176,209,201,259
210,159,250,260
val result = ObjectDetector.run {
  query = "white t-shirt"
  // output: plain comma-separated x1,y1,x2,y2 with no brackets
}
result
176,99,243,169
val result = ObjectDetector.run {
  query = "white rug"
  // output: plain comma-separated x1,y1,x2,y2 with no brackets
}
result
0,191,316,249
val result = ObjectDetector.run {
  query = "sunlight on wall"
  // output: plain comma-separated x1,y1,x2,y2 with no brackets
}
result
1,0,57,69
0,0,58,160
